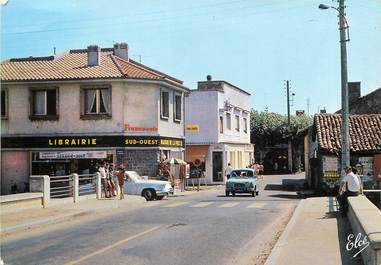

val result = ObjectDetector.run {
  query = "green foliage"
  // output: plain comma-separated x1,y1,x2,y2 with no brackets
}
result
250,110,313,147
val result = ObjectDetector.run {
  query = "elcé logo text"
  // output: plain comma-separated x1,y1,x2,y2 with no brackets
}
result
346,233,370,258
48,138,97,146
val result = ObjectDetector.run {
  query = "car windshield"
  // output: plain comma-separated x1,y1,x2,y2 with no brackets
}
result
230,170,255,178
127,171,143,181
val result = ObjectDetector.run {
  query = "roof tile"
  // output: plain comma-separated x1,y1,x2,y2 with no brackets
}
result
314,114,381,153
1,49,183,86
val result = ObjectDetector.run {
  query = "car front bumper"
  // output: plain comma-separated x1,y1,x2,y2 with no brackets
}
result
226,184,254,193
156,188,174,196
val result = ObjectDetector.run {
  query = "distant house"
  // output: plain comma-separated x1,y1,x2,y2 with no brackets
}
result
336,82,381,114
0,43,189,194
185,76,254,184
303,113,381,193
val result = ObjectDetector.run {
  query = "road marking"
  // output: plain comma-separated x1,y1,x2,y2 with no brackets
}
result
247,202,265,208
65,226,160,265
162,202,188,208
219,202,240,208
191,202,214,208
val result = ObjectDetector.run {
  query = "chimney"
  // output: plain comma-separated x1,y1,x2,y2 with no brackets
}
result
348,82,361,104
113,42,129,61
87,45,100,66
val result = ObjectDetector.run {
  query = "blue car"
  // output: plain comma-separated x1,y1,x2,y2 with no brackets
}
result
225,169,259,197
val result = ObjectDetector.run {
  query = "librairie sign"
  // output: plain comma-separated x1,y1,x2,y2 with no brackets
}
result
1,135,185,148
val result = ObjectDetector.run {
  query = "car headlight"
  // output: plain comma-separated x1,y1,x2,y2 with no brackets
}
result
161,183,172,192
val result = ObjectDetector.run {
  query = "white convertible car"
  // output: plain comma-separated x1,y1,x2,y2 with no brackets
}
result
124,171,173,201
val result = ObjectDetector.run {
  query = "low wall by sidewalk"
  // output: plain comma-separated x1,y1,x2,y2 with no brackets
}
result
348,196,381,265
265,197,363,265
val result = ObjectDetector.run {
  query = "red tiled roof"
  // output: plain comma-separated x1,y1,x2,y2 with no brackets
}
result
0,48,184,86
314,114,381,153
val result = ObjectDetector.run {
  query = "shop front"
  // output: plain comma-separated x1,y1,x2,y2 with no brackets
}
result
312,153,381,195
1,135,185,193
31,150,114,176
185,143,254,184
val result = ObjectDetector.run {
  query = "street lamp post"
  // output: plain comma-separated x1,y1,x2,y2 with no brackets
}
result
319,0,350,172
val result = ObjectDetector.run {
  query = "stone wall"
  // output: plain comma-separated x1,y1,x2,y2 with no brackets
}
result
1,151,29,195
116,149,159,176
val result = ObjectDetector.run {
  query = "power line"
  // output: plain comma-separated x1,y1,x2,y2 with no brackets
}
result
2,3,316,36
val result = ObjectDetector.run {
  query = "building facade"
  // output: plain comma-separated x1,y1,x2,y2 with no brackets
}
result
303,114,381,193
185,76,254,184
0,43,189,194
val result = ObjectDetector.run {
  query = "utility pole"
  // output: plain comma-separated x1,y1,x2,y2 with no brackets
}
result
339,0,350,171
285,80,293,173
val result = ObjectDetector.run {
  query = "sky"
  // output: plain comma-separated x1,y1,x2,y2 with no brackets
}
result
1,0,380,115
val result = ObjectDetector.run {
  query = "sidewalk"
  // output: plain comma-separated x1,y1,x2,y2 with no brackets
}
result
0,195,148,236
265,197,363,265
0,187,218,236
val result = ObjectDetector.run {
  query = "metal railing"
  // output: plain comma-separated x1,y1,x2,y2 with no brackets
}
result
50,175,73,198
78,174,97,196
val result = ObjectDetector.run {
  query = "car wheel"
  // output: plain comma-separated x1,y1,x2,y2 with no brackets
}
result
252,191,256,197
143,189,156,201
225,191,229,197
256,191,259,196
232,192,236,196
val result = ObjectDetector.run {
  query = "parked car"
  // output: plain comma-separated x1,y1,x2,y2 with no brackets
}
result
124,171,173,201
225,169,259,197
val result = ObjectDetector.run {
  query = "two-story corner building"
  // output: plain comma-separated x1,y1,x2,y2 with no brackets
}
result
185,76,254,184
0,43,189,194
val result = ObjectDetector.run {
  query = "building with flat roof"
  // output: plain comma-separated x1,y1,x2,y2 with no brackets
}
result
185,75,254,184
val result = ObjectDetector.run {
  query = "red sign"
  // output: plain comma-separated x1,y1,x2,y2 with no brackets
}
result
124,124,158,132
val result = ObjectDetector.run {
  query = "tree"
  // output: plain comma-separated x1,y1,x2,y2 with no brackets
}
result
250,110,313,165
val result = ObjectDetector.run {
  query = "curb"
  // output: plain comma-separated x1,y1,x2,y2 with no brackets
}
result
1,197,146,236
264,199,307,265
1,210,92,235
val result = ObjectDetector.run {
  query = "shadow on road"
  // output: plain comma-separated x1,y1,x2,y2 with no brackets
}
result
216,195,255,198
268,194,300,200
264,184,284,191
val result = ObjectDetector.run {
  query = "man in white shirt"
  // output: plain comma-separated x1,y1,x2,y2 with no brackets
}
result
98,162,110,198
337,166,360,215
225,163,233,180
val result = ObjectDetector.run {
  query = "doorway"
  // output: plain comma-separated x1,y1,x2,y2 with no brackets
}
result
212,152,223,182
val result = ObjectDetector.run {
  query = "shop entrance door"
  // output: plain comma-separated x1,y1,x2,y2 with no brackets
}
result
212,152,223,182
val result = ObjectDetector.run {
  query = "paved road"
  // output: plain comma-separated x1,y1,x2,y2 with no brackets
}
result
1,174,302,265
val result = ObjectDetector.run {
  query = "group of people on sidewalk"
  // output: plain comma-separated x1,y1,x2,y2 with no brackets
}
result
98,162,128,200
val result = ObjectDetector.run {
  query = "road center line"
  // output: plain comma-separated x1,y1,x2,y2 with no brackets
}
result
191,202,214,208
162,202,188,208
247,202,265,208
65,226,160,265
219,202,240,208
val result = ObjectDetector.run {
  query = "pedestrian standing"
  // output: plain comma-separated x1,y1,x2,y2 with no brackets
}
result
225,163,233,180
111,163,120,196
107,163,117,197
337,166,361,216
98,162,110,198
118,164,127,200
